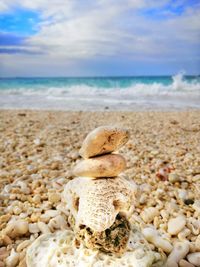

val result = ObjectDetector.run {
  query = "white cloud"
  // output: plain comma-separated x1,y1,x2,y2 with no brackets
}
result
0,0,199,75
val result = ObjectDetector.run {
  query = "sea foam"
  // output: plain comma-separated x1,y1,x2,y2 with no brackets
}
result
0,73,199,110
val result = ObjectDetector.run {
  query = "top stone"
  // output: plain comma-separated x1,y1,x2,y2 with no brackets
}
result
79,126,130,158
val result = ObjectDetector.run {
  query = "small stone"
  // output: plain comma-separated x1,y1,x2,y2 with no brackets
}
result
72,154,126,178
13,206,22,215
168,216,186,235
179,259,195,267
187,252,200,267
79,126,129,158
32,195,41,204
50,162,60,170
167,241,189,264
33,138,41,145
184,199,194,205
193,174,200,182
193,200,200,215
140,207,159,223
168,173,180,183
5,249,19,267
48,192,61,203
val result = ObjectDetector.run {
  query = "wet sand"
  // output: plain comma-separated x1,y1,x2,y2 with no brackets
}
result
0,110,200,266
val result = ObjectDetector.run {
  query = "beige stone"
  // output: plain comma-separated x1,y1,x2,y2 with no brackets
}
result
79,126,129,158
72,154,126,178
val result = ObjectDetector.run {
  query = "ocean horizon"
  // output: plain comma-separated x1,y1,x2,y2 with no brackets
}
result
0,73,200,111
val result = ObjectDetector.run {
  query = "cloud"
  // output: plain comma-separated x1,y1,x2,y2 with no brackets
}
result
0,0,199,75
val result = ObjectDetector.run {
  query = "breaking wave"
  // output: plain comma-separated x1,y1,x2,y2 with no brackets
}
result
0,73,200,110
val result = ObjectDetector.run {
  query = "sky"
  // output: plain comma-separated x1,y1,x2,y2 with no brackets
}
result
0,0,199,77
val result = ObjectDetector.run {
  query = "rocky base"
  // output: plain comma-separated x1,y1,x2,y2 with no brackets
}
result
76,214,130,254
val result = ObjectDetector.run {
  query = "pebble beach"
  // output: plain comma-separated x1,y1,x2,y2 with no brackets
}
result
0,110,200,267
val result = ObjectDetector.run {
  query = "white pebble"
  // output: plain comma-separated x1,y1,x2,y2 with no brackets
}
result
192,200,200,215
142,227,173,253
16,240,31,252
33,138,41,145
141,207,159,223
45,210,60,218
187,252,200,267
37,221,51,234
6,249,19,267
28,223,40,234
167,241,189,264
168,215,186,235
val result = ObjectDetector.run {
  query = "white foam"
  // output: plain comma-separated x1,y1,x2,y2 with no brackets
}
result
0,73,199,110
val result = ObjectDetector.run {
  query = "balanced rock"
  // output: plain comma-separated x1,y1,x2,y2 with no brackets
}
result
79,126,130,158
72,154,126,178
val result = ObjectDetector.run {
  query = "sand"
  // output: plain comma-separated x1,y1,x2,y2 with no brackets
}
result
0,110,200,267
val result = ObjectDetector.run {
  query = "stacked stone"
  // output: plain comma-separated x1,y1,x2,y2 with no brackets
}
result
73,125,129,179
62,126,136,254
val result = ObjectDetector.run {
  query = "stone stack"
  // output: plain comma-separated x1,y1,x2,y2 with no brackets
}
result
73,125,129,178
26,126,160,267
63,126,136,254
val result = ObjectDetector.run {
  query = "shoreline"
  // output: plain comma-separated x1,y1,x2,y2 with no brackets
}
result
0,110,200,266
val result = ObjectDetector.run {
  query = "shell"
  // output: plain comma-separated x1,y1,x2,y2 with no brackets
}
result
79,126,130,158
72,154,126,178
62,176,136,232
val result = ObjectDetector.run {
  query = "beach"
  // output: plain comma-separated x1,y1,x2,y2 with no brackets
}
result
0,109,200,266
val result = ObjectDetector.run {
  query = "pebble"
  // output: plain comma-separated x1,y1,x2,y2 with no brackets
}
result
37,221,51,234
32,195,41,204
179,259,195,267
48,192,61,203
79,126,129,158
167,241,189,263
5,249,19,267
28,223,40,234
187,252,200,267
193,200,200,215
195,235,200,251
168,216,186,235
142,227,173,253
140,207,159,223
184,199,194,205
168,173,180,183
72,154,126,178
16,240,31,253
193,174,200,182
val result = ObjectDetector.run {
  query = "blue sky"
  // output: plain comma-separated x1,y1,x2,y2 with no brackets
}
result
0,0,199,76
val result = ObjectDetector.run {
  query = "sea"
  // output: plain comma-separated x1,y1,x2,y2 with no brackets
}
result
0,73,200,111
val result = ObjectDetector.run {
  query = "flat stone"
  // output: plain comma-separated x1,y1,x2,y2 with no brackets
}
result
79,126,130,158
72,154,126,178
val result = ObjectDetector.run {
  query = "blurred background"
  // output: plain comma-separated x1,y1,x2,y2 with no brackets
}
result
0,0,199,110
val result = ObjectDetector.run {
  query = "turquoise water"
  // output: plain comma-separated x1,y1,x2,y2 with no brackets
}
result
0,74,200,110
0,75,199,90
